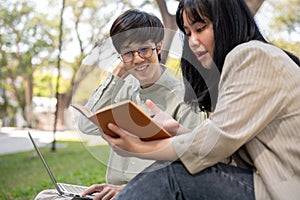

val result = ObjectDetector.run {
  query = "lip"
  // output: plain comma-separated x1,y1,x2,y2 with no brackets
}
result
194,50,208,61
134,64,148,72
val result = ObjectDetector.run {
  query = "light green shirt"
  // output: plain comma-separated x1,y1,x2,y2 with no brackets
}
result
77,65,205,184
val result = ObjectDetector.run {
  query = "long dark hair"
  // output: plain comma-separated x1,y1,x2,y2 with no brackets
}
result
180,35,218,112
176,0,300,111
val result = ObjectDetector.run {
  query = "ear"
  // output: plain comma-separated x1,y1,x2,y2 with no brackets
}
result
156,41,163,54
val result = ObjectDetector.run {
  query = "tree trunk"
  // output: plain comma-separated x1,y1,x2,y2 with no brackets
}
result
24,75,33,127
156,0,178,64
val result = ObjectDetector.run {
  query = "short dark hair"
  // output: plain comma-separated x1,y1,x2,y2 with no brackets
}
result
110,9,164,53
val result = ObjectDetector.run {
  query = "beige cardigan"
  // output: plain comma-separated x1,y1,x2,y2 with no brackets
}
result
173,41,300,200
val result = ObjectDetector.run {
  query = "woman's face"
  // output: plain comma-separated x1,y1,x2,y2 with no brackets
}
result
182,11,215,69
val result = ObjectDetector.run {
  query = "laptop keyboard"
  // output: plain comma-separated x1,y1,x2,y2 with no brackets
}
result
61,183,87,194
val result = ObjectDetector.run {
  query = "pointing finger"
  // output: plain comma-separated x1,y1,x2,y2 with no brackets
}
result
145,99,162,115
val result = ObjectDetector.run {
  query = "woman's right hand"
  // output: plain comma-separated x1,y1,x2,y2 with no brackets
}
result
146,100,191,136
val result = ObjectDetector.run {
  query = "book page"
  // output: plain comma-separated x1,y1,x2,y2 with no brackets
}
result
71,104,99,126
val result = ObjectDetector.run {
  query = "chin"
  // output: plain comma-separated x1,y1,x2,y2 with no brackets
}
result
201,63,211,69
201,59,214,70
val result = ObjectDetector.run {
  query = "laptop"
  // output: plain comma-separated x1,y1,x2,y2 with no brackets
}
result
28,132,95,199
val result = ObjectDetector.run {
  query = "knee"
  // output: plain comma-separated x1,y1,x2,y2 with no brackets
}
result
34,189,60,200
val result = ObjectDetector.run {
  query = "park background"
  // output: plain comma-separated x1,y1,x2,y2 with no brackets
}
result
0,0,299,199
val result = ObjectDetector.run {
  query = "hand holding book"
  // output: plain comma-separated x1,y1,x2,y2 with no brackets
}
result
71,100,172,141
104,102,179,161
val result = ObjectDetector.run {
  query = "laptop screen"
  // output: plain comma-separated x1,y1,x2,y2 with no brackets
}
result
28,132,62,194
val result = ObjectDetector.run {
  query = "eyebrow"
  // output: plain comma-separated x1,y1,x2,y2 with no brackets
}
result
186,20,208,31
184,18,201,28
190,20,199,26
122,43,153,50
121,44,130,50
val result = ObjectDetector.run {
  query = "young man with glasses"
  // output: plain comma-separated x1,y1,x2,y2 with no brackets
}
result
77,9,205,200
35,9,203,200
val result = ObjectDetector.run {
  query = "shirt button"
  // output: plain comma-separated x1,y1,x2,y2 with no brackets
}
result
179,138,184,144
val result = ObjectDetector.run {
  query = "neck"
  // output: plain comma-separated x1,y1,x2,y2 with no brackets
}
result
140,65,164,88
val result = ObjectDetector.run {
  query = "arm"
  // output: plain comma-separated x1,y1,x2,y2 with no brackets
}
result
105,123,178,161
103,42,286,173
103,100,185,161
76,63,130,135
172,42,287,173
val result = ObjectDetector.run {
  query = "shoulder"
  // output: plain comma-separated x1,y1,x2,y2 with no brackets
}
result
220,41,299,92
159,64,183,88
227,40,287,62
223,40,294,75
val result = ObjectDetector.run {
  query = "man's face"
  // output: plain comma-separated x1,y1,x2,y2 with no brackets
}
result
119,40,163,88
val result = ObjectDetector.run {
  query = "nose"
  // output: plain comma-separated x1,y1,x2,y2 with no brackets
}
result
189,33,200,48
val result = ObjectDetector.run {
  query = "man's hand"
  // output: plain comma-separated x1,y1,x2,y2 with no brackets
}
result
82,183,125,200
112,62,129,79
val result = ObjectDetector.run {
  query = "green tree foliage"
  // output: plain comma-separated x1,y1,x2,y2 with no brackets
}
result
268,0,300,57
0,0,277,128
271,0,300,33
0,0,142,128
0,0,56,126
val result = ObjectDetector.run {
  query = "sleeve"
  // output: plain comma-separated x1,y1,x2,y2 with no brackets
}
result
172,43,286,174
76,73,126,135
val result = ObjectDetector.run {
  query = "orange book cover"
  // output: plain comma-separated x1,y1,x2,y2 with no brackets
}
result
71,100,171,141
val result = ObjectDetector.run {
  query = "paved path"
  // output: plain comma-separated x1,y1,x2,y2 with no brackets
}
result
0,127,107,155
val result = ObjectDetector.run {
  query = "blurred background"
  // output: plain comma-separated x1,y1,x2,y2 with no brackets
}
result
0,0,299,136
0,0,299,199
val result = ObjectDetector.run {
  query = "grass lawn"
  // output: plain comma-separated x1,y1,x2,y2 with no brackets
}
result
0,141,110,200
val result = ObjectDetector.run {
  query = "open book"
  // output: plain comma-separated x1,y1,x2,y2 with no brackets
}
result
71,100,171,141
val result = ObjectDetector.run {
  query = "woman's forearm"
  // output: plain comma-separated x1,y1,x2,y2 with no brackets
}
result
140,138,178,161
105,123,179,161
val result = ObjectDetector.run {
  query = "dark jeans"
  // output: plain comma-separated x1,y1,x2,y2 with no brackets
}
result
116,161,254,200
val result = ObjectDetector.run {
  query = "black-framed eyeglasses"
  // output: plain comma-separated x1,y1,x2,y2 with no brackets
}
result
118,47,156,63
